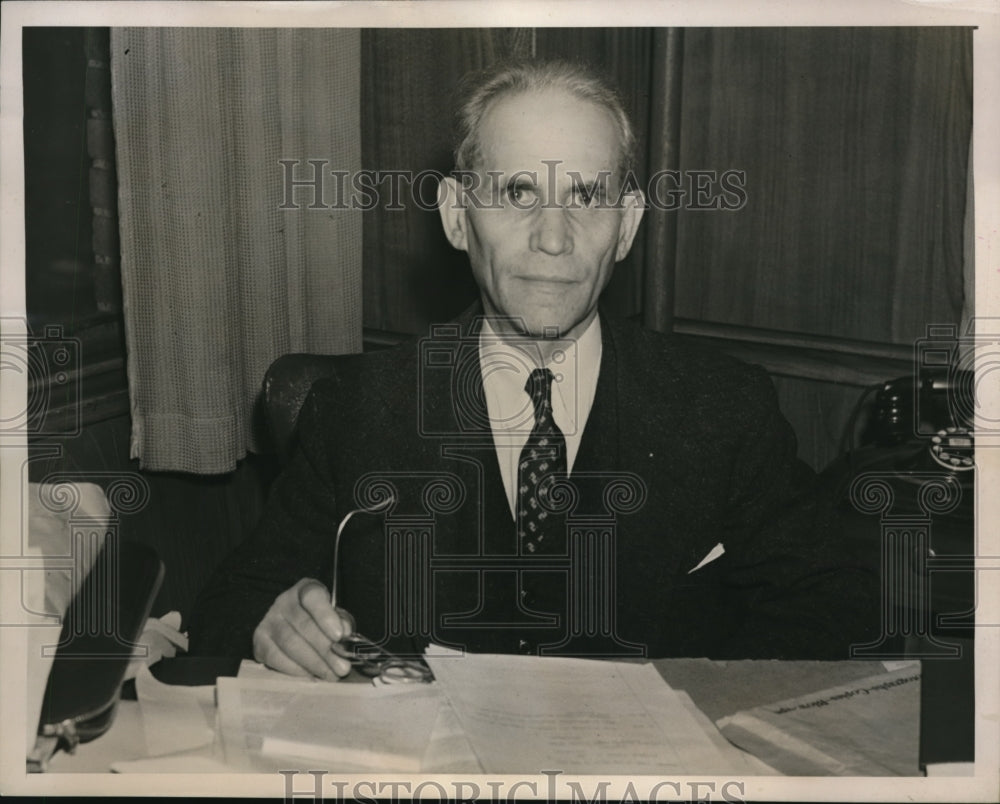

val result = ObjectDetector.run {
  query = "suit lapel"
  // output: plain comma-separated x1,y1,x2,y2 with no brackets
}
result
417,304,514,556
574,312,621,477
598,317,720,578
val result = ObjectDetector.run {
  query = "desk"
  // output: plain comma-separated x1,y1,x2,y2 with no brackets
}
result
48,657,915,775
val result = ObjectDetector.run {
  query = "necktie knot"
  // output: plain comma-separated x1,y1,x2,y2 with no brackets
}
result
525,368,554,422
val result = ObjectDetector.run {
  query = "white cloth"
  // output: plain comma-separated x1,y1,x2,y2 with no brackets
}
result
479,317,602,518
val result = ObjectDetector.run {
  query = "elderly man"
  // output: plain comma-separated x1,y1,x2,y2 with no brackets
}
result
189,61,878,678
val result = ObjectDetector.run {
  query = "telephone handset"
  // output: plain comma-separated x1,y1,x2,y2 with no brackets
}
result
869,368,975,473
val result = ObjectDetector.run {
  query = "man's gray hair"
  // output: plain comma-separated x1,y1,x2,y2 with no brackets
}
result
453,60,637,178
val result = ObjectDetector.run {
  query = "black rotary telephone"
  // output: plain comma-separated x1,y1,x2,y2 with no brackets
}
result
869,369,975,473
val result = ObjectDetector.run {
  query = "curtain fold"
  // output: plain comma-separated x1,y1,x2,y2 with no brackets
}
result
111,28,362,474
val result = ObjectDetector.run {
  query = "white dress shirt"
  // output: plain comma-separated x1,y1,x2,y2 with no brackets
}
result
479,316,603,519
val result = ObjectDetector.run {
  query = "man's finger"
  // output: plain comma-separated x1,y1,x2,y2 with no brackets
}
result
252,631,312,678
274,622,343,680
287,610,353,677
298,580,349,642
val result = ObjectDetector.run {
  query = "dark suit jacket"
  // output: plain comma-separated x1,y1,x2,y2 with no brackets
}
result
189,312,879,660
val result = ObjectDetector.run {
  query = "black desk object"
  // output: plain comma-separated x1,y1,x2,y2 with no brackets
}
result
919,634,975,768
31,539,163,771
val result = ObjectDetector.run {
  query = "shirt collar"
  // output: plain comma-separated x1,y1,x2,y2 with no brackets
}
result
478,314,602,435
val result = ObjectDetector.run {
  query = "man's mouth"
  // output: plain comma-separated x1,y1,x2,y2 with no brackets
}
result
515,275,579,285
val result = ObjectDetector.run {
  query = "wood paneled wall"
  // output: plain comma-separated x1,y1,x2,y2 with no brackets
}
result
669,28,971,468
361,29,533,334
673,28,970,344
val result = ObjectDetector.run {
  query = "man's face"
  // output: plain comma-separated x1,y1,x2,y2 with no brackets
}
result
439,88,644,341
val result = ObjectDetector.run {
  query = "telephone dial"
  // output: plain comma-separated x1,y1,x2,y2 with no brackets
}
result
868,369,975,473
826,367,976,521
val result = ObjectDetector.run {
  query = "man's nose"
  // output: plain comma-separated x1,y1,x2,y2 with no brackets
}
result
529,206,574,256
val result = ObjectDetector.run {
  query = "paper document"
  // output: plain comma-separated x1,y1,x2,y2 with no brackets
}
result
134,664,216,757
673,690,780,776
716,666,921,775
217,676,316,771
237,658,324,683
424,648,746,775
217,672,481,773
419,698,482,773
260,684,442,771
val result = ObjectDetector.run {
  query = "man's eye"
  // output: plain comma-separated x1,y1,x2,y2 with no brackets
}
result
507,185,538,206
572,186,605,208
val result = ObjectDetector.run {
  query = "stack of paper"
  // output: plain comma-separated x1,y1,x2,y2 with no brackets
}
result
217,663,481,773
218,649,763,774
423,648,757,775
261,684,442,771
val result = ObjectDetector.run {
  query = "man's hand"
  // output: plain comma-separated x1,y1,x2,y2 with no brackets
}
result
252,578,353,679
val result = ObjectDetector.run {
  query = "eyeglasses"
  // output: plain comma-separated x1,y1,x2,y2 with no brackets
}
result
330,614,434,684
330,497,434,685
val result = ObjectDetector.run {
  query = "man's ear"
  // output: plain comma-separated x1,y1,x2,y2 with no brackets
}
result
437,177,469,252
614,189,646,262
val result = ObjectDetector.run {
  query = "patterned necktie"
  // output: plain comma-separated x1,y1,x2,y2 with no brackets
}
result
517,368,567,554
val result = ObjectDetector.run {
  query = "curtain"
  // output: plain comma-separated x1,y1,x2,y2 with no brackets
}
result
111,29,362,474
